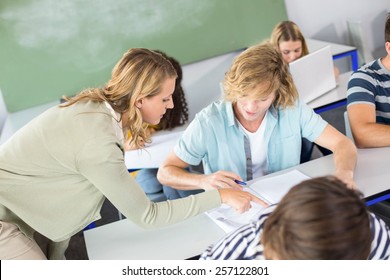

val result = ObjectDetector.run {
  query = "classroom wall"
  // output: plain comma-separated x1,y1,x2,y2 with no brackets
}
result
284,0,388,64
182,50,242,122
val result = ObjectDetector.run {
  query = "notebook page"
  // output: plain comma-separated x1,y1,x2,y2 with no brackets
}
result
206,170,311,233
249,170,311,204
206,201,265,233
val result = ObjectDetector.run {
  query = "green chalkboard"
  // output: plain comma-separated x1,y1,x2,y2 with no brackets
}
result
0,0,287,112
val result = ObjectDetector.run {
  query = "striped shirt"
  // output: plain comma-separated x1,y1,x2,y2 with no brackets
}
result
347,59,390,124
200,205,390,260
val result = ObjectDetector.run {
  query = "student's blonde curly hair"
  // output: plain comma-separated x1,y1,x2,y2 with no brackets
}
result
223,41,298,109
61,48,177,149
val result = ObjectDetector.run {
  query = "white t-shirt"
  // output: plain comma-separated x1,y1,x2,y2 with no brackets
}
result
239,118,268,178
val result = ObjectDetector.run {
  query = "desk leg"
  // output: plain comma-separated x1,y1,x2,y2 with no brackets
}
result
332,50,359,71
350,50,359,71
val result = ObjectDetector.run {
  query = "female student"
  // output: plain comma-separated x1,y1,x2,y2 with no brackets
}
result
270,20,309,64
270,20,339,162
270,20,340,77
200,176,390,260
0,48,260,259
158,42,357,200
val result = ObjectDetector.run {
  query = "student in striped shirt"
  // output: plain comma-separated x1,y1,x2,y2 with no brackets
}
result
346,12,390,225
346,12,390,147
200,176,390,260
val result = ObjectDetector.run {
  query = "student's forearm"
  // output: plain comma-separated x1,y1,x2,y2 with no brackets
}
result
353,123,390,148
333,138,357,176
157,166,205,190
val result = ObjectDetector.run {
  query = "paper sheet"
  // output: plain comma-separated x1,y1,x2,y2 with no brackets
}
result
249,169,311,203
207,170,311,233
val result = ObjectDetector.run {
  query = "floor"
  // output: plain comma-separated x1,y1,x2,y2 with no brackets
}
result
38,106,348,260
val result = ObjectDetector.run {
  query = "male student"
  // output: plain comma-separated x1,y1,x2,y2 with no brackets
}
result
346,12,390,224
347,12,390,147
200,176,390,260
157,42,357,200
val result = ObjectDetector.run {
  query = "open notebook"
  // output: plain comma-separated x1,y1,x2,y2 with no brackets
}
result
289,45,336,103
206,170,310,233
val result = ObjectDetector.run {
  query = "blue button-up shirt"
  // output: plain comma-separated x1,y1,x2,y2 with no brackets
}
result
174,100,327,181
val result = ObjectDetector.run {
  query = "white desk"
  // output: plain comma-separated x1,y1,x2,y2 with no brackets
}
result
84,147,390,260
125,126,187,170
307,39,358,71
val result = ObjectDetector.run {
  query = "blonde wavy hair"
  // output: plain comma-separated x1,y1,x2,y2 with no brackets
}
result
270,20,309,57
61,48,177,149
223,41,298,109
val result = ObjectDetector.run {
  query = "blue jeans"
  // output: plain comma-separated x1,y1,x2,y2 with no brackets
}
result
162,186,204,200
136,167,204,200
135,169,166,202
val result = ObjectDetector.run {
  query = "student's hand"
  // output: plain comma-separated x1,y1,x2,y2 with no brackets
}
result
218,189,268,213
335,170,356,189
333,65,340,82
201,171,246,191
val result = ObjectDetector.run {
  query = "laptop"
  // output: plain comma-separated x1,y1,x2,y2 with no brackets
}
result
289,45,336,103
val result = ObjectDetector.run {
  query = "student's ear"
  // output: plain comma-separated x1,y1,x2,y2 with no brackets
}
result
386,42,390,55
135,99,143,109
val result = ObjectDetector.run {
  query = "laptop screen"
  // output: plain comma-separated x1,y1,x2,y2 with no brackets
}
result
289,46,336,103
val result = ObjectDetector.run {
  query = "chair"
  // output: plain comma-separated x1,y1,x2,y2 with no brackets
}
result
344,111,354,141
347,20,374,67
368,201,390,226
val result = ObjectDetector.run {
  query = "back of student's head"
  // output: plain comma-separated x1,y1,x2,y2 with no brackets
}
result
385,12,390,43
262,176,372,260
223,41,298,109
152,50,188,130
270,20,309,57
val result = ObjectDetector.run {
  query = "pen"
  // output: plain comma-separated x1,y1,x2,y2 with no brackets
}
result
234,179,247,186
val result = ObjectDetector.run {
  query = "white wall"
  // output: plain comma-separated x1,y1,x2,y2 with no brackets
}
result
182,50,242,121
285,0,388,62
